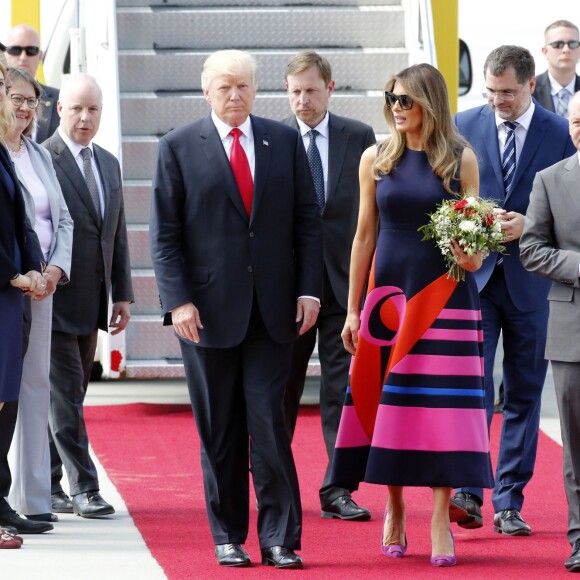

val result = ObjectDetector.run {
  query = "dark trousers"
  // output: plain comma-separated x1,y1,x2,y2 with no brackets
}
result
181,300,301,549
458,266,548,511
48,329,100,496
284,268,351,507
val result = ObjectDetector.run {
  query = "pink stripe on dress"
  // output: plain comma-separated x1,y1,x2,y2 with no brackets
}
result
371,405,489,452
335,405,373,448
439,309,482,320
422,328,483,342
391,354,484,376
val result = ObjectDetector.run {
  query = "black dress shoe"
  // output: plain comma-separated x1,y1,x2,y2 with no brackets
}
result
1,526,18,536
0,511,53,534
261,546,303,569
51,491,74,514
321,495,371,521
25,513,58,522
215,543,251,567
565,539,580,572
493,509,531,536
449,492,483,529
72,491,115,518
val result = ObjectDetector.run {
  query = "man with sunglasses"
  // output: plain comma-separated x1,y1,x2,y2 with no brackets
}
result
449,45,575,538
535,20,580,118
5,24,60,142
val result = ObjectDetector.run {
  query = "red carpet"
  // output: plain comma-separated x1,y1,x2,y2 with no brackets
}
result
85,404,571,578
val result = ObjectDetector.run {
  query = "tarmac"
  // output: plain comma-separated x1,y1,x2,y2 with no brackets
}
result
0,363,563,578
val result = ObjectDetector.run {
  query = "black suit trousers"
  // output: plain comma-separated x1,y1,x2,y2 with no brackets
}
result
181,298,302,549
48,328,99,495
284,268,351,507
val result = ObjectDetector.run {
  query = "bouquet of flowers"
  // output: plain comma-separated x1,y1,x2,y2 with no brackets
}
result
418,192,507,282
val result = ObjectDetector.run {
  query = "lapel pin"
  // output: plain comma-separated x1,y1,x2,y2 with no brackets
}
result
263,140,269,147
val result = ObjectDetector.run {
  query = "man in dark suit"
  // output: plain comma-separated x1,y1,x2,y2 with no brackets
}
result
449,45,575,536
150,50,322,569
521,91,580,573
5,24,60,142
282,51,375,521
43,74,134,519
534,20,580,118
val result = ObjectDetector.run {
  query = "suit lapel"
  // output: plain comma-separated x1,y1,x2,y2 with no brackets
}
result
480,108,505,200
200,115,249,221
250,115,271,224
563,155,580,202
326,114,348,208
49,133,102,227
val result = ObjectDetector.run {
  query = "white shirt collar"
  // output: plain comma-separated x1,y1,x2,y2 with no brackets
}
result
58,127,95,159
547,72,576,96
296,111,330,139
494,100,535,132
211,111,254,142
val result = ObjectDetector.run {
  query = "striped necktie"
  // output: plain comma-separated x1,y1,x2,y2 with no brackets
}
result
557,88,571,118
306,129,325,213
81,147,102,226
501,121,519,194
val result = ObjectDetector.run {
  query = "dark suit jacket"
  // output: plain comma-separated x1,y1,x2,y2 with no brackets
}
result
43,131,134,335
0,146,44,285
534,71,580,113
283,113,375,309
36,84,60,144
150,113,323,348
454,103,575,312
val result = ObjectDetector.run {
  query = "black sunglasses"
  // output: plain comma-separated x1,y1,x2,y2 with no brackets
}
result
385,91,414,110
547,40,580,50
6,45,40,57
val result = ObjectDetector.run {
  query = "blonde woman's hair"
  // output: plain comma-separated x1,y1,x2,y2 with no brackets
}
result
374,63,469,194
0,62,16,139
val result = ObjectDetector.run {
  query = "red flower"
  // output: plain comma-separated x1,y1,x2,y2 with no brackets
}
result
454,199,468,211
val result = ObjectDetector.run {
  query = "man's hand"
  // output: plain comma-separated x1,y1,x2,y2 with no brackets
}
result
494,208,525,241
172,302,204,343
109,301,131,335
296,297,320,335
23,270,46,298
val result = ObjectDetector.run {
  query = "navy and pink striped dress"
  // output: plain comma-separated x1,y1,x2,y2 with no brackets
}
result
330,148,494,489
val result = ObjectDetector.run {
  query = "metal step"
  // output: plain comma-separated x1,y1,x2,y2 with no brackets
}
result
120,92,385,140
130,268,160,315
123,179,152,224
118,0,398,7
126,314,181,359
118,48,408,92
127,224,151,269
117,6,404,51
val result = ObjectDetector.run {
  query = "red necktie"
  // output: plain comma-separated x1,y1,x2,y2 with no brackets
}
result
229,128,253,216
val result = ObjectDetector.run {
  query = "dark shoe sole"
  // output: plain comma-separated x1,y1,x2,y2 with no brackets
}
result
13,523,53,534
217,559,251,567
321,510,371,521
73,507,115,519
493,525,531,536
52,506,74,514
261,558,303,569
565,562,580,572
449,502,483,529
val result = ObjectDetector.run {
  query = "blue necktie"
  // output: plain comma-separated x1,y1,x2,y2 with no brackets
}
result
502,121,519,194
306,129,325,213
557,88,570,118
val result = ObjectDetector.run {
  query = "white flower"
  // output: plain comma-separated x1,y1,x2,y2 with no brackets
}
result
465,196,480,208
459,220,476,232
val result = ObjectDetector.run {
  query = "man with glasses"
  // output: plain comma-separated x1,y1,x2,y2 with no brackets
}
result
449,45,575,537
535,20,580,118
5,24,60,142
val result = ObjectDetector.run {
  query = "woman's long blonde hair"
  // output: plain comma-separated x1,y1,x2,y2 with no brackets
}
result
0,63,16,140
373,63,469,194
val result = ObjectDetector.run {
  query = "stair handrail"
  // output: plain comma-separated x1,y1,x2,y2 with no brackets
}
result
404,0,437,67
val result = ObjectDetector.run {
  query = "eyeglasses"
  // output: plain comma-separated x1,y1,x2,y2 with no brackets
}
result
10,94,39,109
6,45,40,57
547,40,580,49
482,88,518,102
385,91,414,110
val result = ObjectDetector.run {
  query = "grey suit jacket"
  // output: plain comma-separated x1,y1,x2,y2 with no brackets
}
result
16,137,73,284
43,131,134,335
534,71,580,114
283,113,375,308
520,153,580,361
35,84,60,144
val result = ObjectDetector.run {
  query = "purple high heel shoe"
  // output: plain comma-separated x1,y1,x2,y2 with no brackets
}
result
430,529,456,567
381,511,407,558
